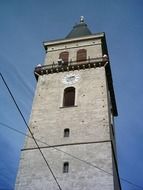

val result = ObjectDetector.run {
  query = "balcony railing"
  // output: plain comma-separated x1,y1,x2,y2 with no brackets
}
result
34,57,108,79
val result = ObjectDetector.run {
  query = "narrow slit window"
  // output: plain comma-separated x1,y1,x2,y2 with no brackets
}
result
63,162,69,173
64,128,70,137
77,49,87,62
63,87,75,107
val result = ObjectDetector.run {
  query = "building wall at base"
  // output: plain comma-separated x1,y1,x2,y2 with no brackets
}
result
15,143,113,190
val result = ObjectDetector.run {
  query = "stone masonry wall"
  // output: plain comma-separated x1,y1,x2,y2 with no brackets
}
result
15,67,114,189
15,35,114,189
25,68,110,148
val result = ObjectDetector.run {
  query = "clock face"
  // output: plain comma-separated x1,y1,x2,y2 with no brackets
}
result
62,73,80,85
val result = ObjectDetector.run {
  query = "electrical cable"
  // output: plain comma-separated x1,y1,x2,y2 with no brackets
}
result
1,121,143,190
1,73,143,190
0,73,62,190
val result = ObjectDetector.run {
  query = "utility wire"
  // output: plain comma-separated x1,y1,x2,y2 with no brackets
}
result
1,122,143,190
0,73,62,190
1,73,143,190
0,122,30,137
120,178,143,190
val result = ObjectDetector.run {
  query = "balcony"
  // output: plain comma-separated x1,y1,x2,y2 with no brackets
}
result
34,56,108,80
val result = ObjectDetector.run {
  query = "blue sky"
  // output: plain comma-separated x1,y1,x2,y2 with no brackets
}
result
0,0,143,189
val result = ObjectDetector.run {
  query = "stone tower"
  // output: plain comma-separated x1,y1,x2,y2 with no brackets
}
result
15,17,121,190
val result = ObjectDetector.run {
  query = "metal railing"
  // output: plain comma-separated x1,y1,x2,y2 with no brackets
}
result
34,56,108,78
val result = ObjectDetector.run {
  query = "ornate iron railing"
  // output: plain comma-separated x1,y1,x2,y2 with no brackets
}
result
34,57,108,79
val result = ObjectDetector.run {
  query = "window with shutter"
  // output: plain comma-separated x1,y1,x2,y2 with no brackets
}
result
63,87,75,107
59,51,69,64
77,49,87,62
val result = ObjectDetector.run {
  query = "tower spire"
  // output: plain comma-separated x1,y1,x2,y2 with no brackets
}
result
66,16,92,39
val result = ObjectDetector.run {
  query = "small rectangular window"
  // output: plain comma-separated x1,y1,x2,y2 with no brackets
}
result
64,128,70,137
63,162,69,173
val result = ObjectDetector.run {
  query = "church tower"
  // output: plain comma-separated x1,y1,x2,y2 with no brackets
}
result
15,17,121,190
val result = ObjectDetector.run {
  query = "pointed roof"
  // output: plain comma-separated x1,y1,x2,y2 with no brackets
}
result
66,16,92,39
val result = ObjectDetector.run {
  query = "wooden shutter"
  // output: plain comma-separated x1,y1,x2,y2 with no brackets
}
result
77,49,87,62
59,52,69,63
63,87,75,107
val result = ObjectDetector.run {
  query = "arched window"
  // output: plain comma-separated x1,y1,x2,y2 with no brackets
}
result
63,87,75,107
77,49,87,62
64,128,70,137
63,162,69,173
59,51,69,64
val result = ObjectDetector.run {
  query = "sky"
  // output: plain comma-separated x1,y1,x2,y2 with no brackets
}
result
0,0,143,190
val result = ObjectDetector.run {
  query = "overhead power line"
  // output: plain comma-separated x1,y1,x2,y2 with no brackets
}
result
1,122,143,190
0,73,62,190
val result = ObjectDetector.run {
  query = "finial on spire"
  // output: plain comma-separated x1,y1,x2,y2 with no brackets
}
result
80,16,84,23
